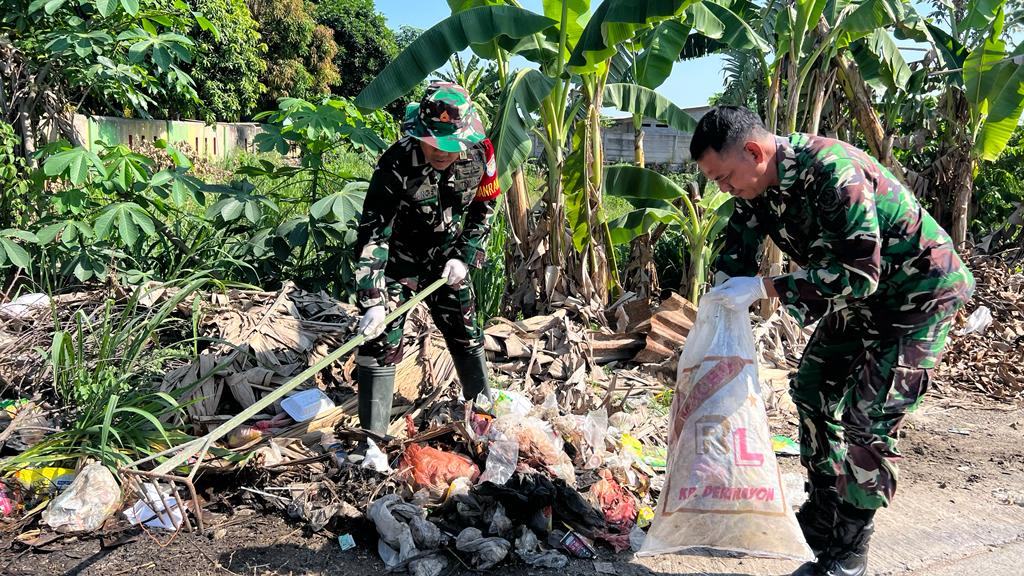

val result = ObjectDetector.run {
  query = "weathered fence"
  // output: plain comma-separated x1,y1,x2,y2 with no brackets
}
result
71,115,262,160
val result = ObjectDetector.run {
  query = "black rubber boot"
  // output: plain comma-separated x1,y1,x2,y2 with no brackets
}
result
450,347,491,402
791,472,840,576
798,472,841,555
818,501,875,576
357,364,396,435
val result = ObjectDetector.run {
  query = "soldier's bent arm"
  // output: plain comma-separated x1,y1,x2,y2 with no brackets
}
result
457,197,497,268
771,163,882,306
354,154,402,309
456,139,501,268
713,200,765,279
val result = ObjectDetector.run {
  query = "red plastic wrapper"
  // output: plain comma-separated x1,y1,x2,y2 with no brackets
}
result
589,469,637,530
399,443,480,493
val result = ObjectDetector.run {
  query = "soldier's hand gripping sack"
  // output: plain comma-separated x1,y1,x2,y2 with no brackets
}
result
638,296,812,560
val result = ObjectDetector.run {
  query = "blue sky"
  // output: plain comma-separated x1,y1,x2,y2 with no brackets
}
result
373,0,726,110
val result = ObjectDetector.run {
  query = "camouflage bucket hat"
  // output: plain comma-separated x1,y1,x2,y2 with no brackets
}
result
402,82,486,153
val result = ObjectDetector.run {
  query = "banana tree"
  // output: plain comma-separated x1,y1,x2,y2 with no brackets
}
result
604,18,698,300
875,0,1024,249
938,0,1024,248
602,165,734,302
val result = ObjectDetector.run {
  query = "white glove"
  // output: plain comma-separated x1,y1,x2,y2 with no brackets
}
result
358,305,387,339
442,258,468,286
707,276,768,310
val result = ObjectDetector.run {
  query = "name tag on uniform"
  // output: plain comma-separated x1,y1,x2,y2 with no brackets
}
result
411,183,438,201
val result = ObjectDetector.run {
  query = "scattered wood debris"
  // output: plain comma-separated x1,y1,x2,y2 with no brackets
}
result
937,257,1024,403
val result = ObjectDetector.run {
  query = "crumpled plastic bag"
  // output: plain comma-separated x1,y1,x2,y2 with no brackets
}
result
479,439,518,485
408,556,447,576
0,293,49,318
491,416,575,486
485,389,533,417
399,443,479,495
514,525,568,568
367,494,445,574
455,527,511,569
582,408,609,468
957,305,993,336
639,297,812,560
43,463,121,532
475,472,606,538
485,502,512,536
363,438,392,473
287,482,360,532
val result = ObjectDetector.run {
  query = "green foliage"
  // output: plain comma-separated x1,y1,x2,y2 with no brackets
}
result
489,68,557,195
7,93,395,300
470,203,508,322
0,122,36,231
605,168,733,301
603,83,698,132
315,0,397,99
973,125,1024,239
568,0,705,73
165,0,267,122
249,0,339,111
1,276,213,473
228,97,397,296
3,0,202,121
962,10,1024,162
353,6,558,111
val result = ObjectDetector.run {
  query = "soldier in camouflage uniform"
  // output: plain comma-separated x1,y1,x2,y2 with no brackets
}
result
354,82,501,435
691,106,973,576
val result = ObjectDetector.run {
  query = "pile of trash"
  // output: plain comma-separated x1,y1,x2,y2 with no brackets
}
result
936,257,1024,403
345,388,660,574
0,275,813,569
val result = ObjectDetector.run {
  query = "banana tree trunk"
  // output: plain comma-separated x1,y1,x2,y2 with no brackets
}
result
951,161,974,250
634,122,645,167
807,66,835,135
941,90,973,250
758,56,799,318
622,118,660,301
506,168,530,248
16,104,36,167
584,82,611,305
834,54,910,183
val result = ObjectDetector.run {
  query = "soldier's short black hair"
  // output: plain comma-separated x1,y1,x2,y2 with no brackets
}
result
689,106,769,161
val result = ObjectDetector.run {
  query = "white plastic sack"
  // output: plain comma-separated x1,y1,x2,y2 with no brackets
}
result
639,297,812,560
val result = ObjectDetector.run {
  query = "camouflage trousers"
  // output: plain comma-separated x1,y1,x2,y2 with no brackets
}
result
791,310,956,510
356,278,483,367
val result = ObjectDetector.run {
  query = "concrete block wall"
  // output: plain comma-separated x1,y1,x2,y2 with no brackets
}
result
72,115,262,160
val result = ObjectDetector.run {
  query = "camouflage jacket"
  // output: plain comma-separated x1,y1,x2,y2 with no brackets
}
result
354,136,500,309
714,133,974,335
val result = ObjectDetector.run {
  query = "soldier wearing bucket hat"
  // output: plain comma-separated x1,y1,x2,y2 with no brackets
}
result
352,82,501,435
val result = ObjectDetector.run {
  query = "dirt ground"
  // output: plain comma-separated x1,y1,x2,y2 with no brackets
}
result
2,397,1021,576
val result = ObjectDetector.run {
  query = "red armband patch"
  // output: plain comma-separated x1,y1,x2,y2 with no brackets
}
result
475,138,501,202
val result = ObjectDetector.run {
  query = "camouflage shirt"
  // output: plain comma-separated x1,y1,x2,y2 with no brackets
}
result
715,133,974,335
354,136,500,309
